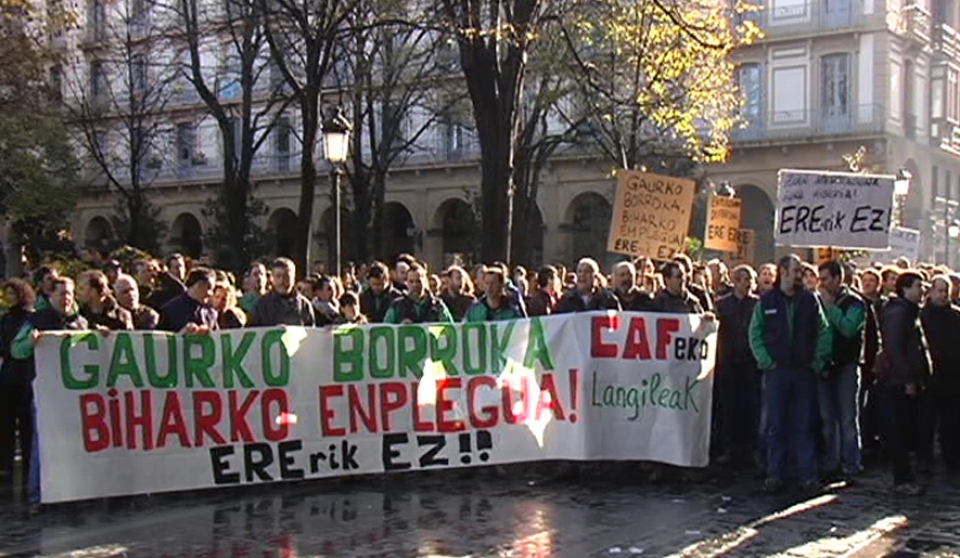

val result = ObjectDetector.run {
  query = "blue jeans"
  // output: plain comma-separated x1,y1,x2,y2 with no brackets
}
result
765,367,819,485
28,400,39,504
818,363,862,474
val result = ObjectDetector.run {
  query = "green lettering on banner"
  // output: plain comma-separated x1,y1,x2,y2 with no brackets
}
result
261,329,291,387
107,333,144,388
490,321,515,373
462,323,487,375
333,327,364,382
368,326,395,379
183,335,215,388
143,333,178,388
397,326,426,379
60,333,99,390
428,325,459,376
523,318,555,371
222,332,255,388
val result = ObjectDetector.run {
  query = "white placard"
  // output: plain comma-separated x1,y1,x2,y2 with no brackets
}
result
775,169,895,249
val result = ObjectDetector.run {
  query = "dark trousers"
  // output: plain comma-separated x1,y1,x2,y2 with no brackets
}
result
886,385,918,486
916,391,937,463
939,390,960,470
717,363,761,456
0,382,33,481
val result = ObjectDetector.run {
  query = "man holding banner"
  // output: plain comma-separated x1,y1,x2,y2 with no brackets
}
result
749,255,832,494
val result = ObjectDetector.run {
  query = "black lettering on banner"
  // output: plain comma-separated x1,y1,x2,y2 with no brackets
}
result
309,440,361,472
279,440,304,479
244,442,274,482
382,432,412,471
417,435,449,467
211,445,240,485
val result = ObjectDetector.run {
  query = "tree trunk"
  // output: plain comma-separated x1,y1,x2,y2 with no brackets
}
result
293,97,319,278
478,127,512,264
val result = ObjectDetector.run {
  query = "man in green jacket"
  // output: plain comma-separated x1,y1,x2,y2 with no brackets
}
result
817,259,866,481
384,262,453,324
464,267,526,322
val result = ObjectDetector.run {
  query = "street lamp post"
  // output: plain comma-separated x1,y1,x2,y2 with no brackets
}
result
321,106,352,278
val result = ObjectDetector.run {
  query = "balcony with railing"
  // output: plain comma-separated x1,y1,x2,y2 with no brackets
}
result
738,1,864,39
731,104,886,143
901,3,933,45
934,23,960,60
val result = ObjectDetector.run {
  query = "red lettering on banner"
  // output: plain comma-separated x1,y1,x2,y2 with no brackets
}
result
467,376,498,428
348,384,377,433
536,373,565,420
193,391,226,446
319,385,345,436
436,378,465,432
622,317,652,360
411,381,434,432
261,388,289,441
80,393,109,452
378,381,407,431
108,389,123,448
591,316,619,358
228,390,259,442
124,390,154,450
157,392,190,448
656,318,680,360
502,376,532,424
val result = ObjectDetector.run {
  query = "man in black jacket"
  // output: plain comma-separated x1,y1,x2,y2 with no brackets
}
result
555,258,621,314
613,261,654,311
250,258,316,327
160,268,219,333
653,262,703,314
920,275,960,473
359,262,401,323
881,271,931,494
674,254,713,312
714,265,759,465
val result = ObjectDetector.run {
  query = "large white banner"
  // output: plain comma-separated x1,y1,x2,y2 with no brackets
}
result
34,313,715,503
775,169,895,249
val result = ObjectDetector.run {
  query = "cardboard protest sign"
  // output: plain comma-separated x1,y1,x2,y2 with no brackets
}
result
853,227,921,266
608,171,696,259
724,228,755,267
705,196,742,252
36,315,716,503
775,169,895,249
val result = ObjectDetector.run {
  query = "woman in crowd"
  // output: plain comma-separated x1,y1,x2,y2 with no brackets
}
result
212,278,246,329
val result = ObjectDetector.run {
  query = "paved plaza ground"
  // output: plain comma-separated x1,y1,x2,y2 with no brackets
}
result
1,462,958,557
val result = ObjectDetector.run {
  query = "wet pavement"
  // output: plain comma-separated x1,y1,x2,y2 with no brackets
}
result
1,463,959,558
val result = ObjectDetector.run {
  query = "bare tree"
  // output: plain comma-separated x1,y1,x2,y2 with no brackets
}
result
339,0,461,262
66,0,176,253
260,0,360,274
436,0,549,263
160,0,293,270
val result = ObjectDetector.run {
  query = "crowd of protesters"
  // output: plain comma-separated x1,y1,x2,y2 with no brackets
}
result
0,248,957,509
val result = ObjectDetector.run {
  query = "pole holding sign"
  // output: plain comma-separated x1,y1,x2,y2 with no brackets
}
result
775,169,895,250
704,195,742,252
607,171,697,260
